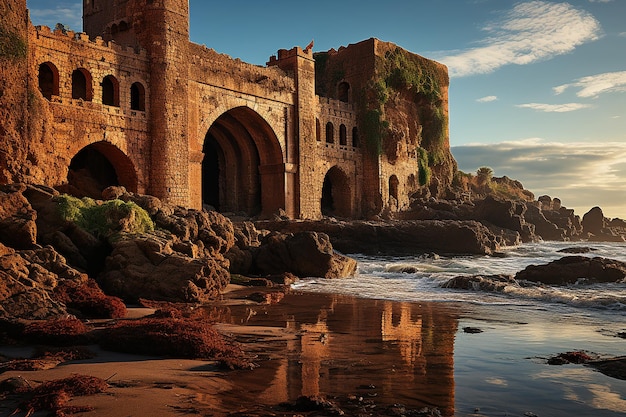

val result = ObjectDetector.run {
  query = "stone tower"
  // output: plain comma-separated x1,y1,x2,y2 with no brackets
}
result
83,0,191,205
268,47,317,218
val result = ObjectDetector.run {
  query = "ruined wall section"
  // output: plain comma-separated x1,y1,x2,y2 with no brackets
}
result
29,25,151,193
315,97,362,217
0,0,31,183
373,40,455,204
315,39,383,217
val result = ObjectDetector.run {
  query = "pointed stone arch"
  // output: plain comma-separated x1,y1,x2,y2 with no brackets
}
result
321,165,352,218
64,141,138,198
202,106,284,216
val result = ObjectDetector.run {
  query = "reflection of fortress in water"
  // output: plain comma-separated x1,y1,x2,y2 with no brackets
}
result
225,294,458,416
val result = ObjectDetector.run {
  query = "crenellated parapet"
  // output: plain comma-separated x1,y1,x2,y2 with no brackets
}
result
33,25,148,59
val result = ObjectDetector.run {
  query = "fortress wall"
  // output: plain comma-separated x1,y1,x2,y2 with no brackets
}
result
314,97,362,217
30,25,151,192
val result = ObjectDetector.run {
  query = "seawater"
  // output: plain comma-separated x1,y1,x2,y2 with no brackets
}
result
293,240,626,312
291,240,626,416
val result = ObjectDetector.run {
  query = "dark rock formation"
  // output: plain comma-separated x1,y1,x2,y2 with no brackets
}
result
582,206,625,242
515,256,626,285
256,219,500,255
582,206,605,235
252,231,357,279
99,232,231,303
441,274,519,292
0,184,37,249
0,242,112,320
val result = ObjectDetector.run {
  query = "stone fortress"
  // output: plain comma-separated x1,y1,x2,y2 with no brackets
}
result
2,0,456,219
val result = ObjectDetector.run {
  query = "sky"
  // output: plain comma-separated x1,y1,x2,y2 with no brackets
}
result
26,0,626,218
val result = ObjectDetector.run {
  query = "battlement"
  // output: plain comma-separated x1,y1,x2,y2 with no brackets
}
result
33,25,148,58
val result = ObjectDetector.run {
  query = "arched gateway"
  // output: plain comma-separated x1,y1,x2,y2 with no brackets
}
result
202,107,285,216
65,141,138,198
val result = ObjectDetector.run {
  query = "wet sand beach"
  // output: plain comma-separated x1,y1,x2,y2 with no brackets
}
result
1,290,625,416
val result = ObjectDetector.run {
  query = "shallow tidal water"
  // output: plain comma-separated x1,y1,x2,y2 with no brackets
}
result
216,241,626,416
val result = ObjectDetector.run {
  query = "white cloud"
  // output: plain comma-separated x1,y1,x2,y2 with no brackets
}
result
516,102,592,112
28,3,82,32
452,139,626,218
554,71,626,98
476,95,498,103
439,1,602,77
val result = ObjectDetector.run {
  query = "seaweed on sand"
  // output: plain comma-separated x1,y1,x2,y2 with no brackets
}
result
9,374,108,417
100,317,252,369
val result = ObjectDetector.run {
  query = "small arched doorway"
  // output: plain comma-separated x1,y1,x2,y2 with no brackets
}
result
63,142,138,199
202,107,284,216
321,166,351,218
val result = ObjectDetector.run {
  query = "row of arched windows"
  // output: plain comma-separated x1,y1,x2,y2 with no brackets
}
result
38,61,146,111
315,119,359,147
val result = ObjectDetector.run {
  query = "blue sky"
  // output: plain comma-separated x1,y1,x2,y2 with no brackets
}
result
26,0,626,218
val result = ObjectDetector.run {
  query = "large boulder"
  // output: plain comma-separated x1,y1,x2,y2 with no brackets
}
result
472,196,530,239
0,184,37,249
581,206,624,242
0,243,101,319
99,232,230,303
582,206,605,236
515,256,626,285
252,231,357,279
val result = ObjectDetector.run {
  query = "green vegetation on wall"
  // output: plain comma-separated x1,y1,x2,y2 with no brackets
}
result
0,25,27,59
57,195,154,239
358,47,448,162
417,148,431,186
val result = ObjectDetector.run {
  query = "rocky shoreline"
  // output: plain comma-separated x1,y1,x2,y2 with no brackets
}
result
1,181,626,319
2,182,626,415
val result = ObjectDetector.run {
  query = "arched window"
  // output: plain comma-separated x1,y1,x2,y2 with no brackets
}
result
38,62,59,100
352,127,359,147
339,124,347,146
325,122,334,144
102,75,119,107
338,81,350,103
119,21,128,31
72,68,92,101
130,82,146,111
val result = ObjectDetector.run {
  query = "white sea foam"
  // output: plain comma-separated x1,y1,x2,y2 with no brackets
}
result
293,241,626,313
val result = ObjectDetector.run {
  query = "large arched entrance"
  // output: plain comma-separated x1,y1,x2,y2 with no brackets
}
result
63,142,138,199
202,107,284,216
321,166,352,218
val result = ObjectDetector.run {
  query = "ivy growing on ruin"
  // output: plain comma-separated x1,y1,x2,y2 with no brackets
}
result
0,25,27,59
358,47,449,163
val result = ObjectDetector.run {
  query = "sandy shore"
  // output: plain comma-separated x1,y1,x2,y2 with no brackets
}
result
3,287,625,416
0,289,461,416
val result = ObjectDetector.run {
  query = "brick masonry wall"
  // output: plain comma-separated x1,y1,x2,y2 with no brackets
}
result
29,24,151,192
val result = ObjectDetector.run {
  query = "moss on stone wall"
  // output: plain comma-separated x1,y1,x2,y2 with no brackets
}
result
0,25,27,60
